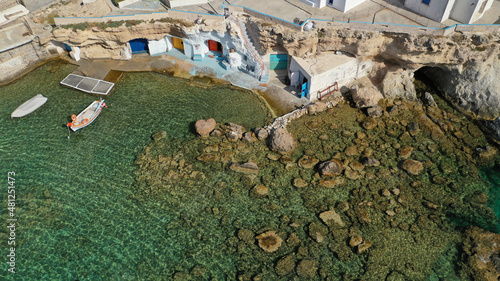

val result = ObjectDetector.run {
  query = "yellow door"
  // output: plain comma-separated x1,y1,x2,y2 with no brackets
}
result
172,37,184,50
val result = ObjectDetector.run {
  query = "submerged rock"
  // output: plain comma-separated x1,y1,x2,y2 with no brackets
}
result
361,117,377,130
361,157,380,167
275,254,295,276
296,259,317,278
195,119,216,137
256,231,283,253
401,159,424,175
223,122,245,141
251,184,269,198
229,162,259,174
297,155,319,169
152,131,167,141
268,128,296,154
463,226,500,281
319,209,345,227
319,159,343,176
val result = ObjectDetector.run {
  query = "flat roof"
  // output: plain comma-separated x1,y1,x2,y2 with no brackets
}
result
292,52,356,76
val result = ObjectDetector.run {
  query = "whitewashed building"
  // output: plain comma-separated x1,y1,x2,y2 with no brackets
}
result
288,52,373,101
299,0,367,12
162,0,209,9
403,0,494,23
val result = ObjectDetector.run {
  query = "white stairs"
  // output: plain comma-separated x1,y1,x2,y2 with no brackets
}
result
227,15,268,83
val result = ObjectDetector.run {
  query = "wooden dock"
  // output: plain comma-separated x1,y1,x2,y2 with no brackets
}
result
60,74,115,95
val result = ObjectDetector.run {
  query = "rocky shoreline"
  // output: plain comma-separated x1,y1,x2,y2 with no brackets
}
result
132,84,499,280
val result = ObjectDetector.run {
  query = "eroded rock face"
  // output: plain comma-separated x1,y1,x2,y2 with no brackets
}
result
421,57,500,120
268,128,296,154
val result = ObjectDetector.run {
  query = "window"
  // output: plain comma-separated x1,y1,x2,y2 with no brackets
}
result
422,0,431,5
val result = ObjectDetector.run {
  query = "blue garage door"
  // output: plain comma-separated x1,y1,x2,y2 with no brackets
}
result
130,39,149,54
270,54,288,70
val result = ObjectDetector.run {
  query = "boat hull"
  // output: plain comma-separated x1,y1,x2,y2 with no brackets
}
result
69,100,107,132
11,94,48,118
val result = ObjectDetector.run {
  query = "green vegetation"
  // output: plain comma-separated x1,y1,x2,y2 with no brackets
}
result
45,13,60,25
317,28,325,38
59,20,146,31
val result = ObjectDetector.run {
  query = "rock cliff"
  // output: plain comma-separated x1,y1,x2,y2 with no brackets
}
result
50,17,500,139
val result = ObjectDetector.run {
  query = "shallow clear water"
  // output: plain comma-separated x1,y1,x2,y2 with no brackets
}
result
483,166,500,234
0,61,271,280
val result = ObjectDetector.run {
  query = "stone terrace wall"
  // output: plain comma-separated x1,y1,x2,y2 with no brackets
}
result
53,10,224,26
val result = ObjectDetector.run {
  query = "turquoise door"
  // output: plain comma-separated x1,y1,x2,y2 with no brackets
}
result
270,54,288,70
301,82,308,98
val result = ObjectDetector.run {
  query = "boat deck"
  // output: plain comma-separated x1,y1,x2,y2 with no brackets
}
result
60,74,114,95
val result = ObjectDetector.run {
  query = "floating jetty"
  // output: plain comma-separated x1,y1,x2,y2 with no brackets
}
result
60,74,115,95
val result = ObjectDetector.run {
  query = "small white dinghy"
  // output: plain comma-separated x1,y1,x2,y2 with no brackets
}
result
11,94,48,118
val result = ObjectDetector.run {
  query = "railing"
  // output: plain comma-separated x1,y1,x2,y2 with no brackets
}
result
227,15,265,80
317,82,338,101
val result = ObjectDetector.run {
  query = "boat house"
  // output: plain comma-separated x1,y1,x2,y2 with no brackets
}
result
288,52,373,101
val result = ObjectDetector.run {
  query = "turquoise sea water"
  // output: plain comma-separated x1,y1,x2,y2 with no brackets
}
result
483,165,500,234
0,61,271,280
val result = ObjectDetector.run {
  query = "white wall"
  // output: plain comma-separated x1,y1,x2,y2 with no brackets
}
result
404,0,455,22
449,0,493,23
450,0,476,23
328,0,347,12
326,0,366,12
344,0,367,12
148,39,167,56
470,0,494,23
310,59,358,96
163,0,208,8
299,0,324,8
289,56,374,101
183,40,193,59
118,0,140,8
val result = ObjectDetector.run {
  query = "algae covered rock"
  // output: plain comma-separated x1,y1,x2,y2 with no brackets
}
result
229,162,259,174
463,226,500,281
256,231,283,253
318,159,343,176
401,159,424,175
296,259,317,278
275,254,296,276
268,128,296,154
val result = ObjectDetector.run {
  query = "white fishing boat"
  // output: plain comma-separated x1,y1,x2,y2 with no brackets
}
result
11,94,48,118
67,100,107,132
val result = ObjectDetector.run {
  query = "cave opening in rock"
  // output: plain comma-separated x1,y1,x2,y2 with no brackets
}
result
414,66,444,99
413,66,457,111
